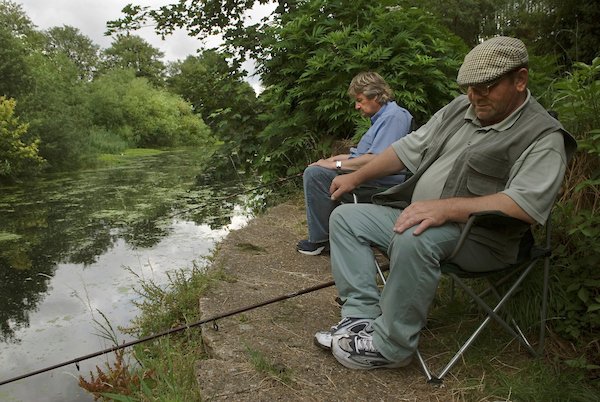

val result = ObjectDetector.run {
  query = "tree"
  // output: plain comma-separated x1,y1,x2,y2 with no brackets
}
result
16,46,98,171
0,1,36,98
0,27,31,98
0,0,37,39
395,0,496,47
254,1,466,178
44,25,100,81
102,34,166,87
487,0,600,66
0,96,45,181
167,50,264,159
88,69,213,148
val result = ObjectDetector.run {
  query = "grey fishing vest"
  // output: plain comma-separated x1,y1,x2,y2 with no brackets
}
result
372,95,577,263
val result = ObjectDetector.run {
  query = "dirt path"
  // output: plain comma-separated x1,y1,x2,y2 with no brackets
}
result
195,199,463,401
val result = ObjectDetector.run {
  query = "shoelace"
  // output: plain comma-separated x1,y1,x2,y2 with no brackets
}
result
330,317,351,332
355,333,377,352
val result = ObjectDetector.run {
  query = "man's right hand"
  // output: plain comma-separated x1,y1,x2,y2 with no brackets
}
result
330,173,359,201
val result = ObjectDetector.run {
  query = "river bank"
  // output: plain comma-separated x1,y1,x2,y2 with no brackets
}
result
196,199,455,401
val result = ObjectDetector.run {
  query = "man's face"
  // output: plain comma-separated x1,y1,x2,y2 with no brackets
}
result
467,68,528,126
354,93,382,118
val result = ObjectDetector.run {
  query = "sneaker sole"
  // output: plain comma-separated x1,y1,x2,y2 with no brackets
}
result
331,337,412,370
297,246,327,256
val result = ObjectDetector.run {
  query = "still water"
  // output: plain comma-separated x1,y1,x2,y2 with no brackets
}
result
0,150,257,401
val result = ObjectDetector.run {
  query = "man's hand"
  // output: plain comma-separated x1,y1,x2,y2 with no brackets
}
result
394,199,453,235
329,173,359,201
394,193,535,236
309,158,336,169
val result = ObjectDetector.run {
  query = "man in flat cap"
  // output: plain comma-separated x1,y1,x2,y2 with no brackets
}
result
313,36,577,369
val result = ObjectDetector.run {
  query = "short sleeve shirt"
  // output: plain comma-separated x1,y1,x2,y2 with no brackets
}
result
349,101,413,157
391,91,568,224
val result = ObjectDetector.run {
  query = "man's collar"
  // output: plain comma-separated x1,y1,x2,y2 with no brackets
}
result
371,101,391,123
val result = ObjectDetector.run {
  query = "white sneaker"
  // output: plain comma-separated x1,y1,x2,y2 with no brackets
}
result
313,317,373,350
332,331,412,370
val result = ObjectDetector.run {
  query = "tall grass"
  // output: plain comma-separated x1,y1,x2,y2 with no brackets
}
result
79,260,234,401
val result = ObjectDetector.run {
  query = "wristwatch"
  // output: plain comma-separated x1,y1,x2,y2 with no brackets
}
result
335,160,342,169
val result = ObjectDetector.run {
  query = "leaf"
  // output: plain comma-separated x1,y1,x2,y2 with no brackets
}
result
577,287,590,303
587,304,600,313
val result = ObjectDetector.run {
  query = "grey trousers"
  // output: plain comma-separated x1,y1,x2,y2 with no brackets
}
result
329,203,508,362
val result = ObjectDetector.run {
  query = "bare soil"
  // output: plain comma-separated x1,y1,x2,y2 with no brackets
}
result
195,199,468,401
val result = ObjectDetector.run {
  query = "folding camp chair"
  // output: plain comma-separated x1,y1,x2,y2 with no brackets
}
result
373,211,552,384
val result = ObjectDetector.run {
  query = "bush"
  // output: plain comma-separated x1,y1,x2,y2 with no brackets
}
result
0,96,45,181
88,69,214,149
548,58,600,353
252,1,467,180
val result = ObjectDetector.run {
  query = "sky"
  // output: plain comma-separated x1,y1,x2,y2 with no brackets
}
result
17,0,275,92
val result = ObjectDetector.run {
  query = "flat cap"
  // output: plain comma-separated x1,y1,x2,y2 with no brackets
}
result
457,36,528,86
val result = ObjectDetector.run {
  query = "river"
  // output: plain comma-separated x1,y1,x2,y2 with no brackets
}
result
0,149,258,401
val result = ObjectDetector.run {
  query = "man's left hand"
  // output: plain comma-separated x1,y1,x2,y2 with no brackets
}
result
394,199,453,235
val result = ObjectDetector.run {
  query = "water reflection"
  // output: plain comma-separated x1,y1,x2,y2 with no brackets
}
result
0,149,259,401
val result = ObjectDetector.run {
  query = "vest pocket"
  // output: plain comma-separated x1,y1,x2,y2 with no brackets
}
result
465,153,509,195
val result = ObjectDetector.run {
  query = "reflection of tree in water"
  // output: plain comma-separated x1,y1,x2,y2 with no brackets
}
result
0,241,56,343
0,150,283,341
0,150,219,340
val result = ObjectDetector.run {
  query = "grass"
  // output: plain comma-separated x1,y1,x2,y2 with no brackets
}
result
78,260,234,401
421,278,600,401
245,344,292,384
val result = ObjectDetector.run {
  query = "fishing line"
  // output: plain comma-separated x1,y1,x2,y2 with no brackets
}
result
0,277,334,387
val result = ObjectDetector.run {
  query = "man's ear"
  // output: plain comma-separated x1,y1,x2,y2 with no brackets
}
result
515,68,528,92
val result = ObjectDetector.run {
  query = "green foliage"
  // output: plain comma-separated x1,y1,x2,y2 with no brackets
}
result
167,50,265,161
479,0,600,67
397,0,497,47
108,265,230,401
88,69,214,148
0,96,45,180
547,58,600,348
86,127,129,155
17,50,95,171
43,25,100,81
0,25,32,99
101,34,166,87
254,1,466,179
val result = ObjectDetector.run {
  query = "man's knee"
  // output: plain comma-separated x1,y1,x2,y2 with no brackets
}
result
330,204,354,229
303,165,335,184
388,225,459,264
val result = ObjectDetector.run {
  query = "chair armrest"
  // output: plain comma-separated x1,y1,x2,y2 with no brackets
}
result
448,211,531,260
468,210,530,230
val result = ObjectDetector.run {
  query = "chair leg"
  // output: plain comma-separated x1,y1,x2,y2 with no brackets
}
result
453,271,538,356
429,264,540,382
538,255,549,355
485,279,535,353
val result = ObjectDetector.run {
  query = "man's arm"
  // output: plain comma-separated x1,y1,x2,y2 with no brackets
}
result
309,153,377,170
329,147,406,200
395,193,535,236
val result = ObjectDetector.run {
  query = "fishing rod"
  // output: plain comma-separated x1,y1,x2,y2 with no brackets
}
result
169,171,303,219
0,277,334,387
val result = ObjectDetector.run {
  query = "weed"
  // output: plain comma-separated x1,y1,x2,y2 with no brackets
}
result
245,344,292,385
78,259,231,400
